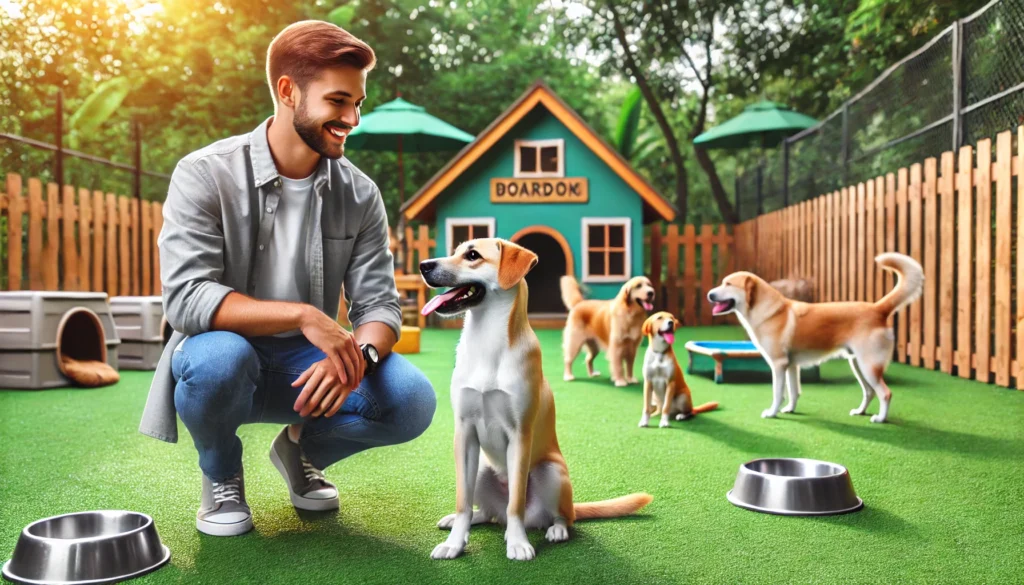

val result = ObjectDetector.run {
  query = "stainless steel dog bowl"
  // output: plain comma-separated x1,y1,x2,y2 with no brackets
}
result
2,511,170,585
727,458,864,516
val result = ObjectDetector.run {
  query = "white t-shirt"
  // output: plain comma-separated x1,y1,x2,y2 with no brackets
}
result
254,173,315,337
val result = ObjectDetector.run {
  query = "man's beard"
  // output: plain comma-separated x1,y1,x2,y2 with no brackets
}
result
293,98,346,160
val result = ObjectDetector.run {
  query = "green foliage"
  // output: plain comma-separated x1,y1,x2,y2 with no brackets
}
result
614,86,643,160
67,76,130,135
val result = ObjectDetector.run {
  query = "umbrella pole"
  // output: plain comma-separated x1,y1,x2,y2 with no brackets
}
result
396,135,408,271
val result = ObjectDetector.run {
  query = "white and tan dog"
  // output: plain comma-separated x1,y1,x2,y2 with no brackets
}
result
420,238,653,561
639,311,719,428
706,253,923,423
560,275,656,386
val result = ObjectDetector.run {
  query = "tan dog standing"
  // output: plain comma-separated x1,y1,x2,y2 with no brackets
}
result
706,253,923,423
420,238,653,561
560,275,655,386
639,312,719,428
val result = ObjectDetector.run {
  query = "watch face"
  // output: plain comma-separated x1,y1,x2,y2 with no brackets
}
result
367,345,378,361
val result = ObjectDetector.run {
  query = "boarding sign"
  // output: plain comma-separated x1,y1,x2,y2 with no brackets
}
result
490,177,588,203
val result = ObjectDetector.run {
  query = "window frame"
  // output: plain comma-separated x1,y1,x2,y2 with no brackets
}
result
513,138,565,178
445,217,496,255
581,217,631,283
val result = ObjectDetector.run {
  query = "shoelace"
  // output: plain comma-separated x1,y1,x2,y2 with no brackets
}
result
211,478,241,504
301,455,326,484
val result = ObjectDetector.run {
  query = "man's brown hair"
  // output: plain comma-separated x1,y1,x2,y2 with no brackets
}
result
266,20,376,105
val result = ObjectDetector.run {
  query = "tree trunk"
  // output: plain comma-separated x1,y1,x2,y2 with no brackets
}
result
691,63,737,225
608,3,688,222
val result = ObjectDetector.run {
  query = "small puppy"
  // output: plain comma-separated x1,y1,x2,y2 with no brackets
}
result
420,238,652,561
639,312,719,428
706,253,923,423
560,275,655,386
769,277,815,303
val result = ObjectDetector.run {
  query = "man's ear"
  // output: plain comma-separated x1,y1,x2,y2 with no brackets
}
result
744,276,758,307
497,240,539,290
642,316,654,337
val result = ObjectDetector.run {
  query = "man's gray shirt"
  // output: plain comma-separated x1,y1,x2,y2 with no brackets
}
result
138,117,402,443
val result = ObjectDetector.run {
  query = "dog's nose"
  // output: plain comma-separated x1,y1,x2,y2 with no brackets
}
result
646,291,655,300
419,260,438,275
707,291,718,302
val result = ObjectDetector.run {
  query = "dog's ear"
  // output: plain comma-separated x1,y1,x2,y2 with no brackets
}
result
642,315,654,337
744,275,758,307
673,316,682,330
497,240,539,290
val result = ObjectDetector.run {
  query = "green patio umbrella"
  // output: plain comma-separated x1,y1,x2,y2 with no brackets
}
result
346,96,475,211
692,100,818,150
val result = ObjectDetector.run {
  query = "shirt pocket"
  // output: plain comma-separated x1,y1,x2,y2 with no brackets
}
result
323,236,356,301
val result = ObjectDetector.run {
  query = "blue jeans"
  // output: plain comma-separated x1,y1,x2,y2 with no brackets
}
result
171,331,436,481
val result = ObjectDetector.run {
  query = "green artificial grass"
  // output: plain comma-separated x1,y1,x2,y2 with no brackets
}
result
2,326,1023,584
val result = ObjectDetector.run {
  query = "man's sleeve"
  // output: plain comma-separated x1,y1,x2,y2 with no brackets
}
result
159,159,234,337
344,185,403,340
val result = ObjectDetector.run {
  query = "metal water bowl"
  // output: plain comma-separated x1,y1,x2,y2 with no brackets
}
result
3,511,170,584
727,458,864,516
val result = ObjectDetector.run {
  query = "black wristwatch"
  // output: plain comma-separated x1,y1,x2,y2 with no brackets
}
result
360,343,379,376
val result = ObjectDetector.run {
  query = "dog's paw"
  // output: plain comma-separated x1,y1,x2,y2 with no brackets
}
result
506,540,536,561
659,419,671,428
850,408,866,416
638,416,650,427
545,524,569,543
761,409,778,419
588,370,602,377
780,404,795,414
437,514,456,529
675,413,691,421
627,376,639,384
614,379,629,387
869,414,887,424
431,541,466,560
563,374,576,382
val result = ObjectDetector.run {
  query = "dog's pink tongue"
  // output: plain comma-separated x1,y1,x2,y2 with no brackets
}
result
421,287,466,316
642,301,654,311
662,332,675,345
712,301,730,315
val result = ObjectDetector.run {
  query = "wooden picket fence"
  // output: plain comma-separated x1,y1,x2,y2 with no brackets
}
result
646,223,736,326
2,174,162,295
734,126,1023,389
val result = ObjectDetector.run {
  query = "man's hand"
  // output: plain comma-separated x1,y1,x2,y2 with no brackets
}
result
292,357,363,418
299,306,364,389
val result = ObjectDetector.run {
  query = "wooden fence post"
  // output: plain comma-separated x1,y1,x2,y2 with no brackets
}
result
7,174,23,291
956,146,973,379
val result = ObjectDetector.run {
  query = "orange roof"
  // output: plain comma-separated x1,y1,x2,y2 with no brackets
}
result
400,79,676,223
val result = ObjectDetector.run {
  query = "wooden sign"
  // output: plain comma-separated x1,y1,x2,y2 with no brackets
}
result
490,177,588,203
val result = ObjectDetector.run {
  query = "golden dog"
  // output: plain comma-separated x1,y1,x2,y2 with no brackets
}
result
639,312,719,428
420,238,653,561
707,253,923,423
560,275,655,386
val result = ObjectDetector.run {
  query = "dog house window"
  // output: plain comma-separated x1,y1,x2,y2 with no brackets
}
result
446,217,496,254
582,217,631,282
514,139,564,178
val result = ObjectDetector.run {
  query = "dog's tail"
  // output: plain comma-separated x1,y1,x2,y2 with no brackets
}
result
692,401,719,414
874,253,924,318
560,275,584,310
574,493,653,521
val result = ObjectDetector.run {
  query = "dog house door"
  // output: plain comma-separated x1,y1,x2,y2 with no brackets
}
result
513,231,568,314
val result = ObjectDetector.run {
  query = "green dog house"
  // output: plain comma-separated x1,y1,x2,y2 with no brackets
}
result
401,80,676,321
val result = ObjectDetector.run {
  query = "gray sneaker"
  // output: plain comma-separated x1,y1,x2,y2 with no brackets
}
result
269,426,339,511
197,467,253,536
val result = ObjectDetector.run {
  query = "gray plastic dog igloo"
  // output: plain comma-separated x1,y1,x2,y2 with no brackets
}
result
0,291,121,389
109,296,170,370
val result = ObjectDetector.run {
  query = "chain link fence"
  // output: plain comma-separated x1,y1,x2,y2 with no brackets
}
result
736,0,1024,221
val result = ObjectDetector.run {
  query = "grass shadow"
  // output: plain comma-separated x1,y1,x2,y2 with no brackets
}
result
806,504,923,539
680,415,802,456
793,417,1023,461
